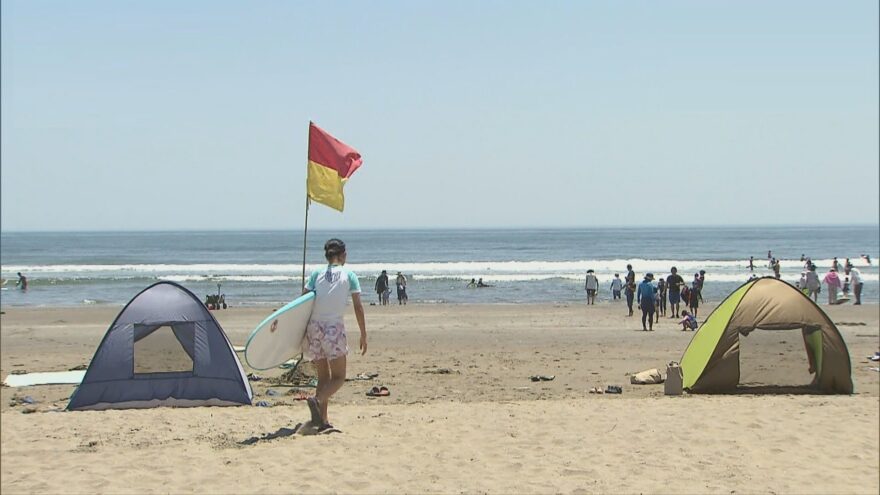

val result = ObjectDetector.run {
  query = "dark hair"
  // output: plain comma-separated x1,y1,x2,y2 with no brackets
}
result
324,238,346,261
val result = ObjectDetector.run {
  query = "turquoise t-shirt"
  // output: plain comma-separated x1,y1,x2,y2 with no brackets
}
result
306,265,361,321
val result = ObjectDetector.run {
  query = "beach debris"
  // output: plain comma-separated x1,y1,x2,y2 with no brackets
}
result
529,375,555,382
68,364,87,371
254,400,271,407
422,367,456,375
347,371,379,381
266,389,280,396
247,373,262,381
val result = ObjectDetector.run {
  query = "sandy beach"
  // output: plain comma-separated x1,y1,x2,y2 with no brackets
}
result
2,302,878,494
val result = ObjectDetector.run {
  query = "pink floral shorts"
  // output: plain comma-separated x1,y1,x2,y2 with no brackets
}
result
304,319,349,361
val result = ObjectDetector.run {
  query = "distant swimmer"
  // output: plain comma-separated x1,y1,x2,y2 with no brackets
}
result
466,278,477,288
861,254,872,265
477,278,494,288
16,272,28,291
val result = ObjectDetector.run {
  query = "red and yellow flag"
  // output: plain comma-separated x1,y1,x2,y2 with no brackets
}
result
307,122,363,212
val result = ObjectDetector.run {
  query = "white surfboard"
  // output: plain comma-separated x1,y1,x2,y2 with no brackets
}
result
244,292,315,370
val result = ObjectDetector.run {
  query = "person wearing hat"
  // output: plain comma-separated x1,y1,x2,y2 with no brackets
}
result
823,267,842,305
375,270,390,306
584,269,599,305
637,273,657,331
395,271,408,305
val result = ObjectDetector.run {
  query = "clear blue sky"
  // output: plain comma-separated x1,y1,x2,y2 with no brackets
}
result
2,1,878,231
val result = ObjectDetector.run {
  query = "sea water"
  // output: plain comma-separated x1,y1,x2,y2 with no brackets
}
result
1,226,877,307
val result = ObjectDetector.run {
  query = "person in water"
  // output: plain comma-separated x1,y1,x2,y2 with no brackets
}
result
477,278,494,288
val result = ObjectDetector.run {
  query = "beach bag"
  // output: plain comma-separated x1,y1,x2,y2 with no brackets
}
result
665,362,683,395
680,286,690,303
630,368,664,385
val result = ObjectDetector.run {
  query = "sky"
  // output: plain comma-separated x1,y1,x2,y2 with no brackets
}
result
1,1,878,232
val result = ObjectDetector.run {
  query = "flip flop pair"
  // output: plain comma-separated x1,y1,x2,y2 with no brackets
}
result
366,386,390,397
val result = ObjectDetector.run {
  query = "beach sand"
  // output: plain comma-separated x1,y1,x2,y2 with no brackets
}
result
2,302,878,494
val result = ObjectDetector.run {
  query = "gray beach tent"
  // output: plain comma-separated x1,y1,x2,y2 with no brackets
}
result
68,281,252,410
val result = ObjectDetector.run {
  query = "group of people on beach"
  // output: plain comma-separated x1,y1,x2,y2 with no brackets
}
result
792,256,865,305
586,265,705,332
374,270,408,306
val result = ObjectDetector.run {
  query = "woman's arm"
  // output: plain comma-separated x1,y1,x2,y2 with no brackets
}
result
351,292,367,355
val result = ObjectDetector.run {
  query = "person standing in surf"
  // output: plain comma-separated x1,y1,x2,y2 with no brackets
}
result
304,239,367,430
375,270,390,306
584,269,599,305
624,264,636,317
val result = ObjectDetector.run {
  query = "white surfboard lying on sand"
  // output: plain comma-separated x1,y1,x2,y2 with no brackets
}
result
244,292,315,370
3,370,86,387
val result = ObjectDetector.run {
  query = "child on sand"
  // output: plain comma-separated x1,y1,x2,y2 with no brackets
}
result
679,310,697,331
304,239,368,430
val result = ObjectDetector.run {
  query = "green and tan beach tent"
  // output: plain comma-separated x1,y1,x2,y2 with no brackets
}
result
680,277,853,394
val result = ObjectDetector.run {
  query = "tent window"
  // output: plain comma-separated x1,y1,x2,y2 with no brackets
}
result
133,325,194,374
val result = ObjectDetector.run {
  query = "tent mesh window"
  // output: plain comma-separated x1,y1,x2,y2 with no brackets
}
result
133,324,195,374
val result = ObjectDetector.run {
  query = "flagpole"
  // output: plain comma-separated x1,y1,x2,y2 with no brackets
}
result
301,121,314,293
301,193,310,293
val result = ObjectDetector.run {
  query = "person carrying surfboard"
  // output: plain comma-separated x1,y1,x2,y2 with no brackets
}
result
303,238,367,430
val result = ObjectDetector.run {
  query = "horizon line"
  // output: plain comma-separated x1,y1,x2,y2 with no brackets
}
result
1,223,878,235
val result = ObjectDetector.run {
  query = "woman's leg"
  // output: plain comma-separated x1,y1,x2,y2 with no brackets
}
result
315,355,347,424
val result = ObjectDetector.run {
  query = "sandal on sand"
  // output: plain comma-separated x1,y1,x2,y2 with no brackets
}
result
605,385,623,394
306,397,322,424
366,386,391,397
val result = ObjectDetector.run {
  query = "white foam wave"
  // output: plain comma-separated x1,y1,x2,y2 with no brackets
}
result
2,257,877,283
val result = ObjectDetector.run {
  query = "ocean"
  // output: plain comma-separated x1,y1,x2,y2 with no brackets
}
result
1,226,877,307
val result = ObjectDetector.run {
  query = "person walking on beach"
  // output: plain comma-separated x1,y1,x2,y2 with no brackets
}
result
657,278,667,318
845,265,863,305
749,256,755,272
666,267,684,318
772,259,781,279
15,272,28,291
832,257,839,272
823,268,842,305
688,273,701,318
624,264,636,316
584,269,599,305
697,270,706,303
303,238,367,430
395,272,408,305
375,270,389,306
610,274,623,300
805,265,821,302
637,273,656,331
